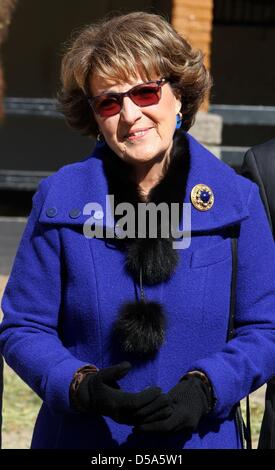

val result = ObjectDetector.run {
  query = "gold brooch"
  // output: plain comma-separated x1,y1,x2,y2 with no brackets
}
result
190,184,214,211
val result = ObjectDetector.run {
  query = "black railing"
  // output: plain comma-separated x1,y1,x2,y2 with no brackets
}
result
4,97,62,118
209,104,275,165
209,104,275,125
0,170,52,191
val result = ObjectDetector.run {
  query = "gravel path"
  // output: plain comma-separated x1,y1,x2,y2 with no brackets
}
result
0,275,7,319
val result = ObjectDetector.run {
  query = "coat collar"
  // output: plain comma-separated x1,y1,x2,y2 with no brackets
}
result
39,132,249,232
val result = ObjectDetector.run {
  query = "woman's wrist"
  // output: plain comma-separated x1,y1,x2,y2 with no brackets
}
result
70,364,98,411
185,370,216,412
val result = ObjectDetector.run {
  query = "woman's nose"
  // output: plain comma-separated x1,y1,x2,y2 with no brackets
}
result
119,96,143,124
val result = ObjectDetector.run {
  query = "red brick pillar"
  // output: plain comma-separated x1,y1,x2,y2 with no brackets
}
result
171,0,213,111
0,0,17,121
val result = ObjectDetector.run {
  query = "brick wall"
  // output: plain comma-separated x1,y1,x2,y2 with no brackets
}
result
171,0,213,110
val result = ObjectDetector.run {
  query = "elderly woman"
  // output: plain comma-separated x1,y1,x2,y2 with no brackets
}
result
1,12,275,450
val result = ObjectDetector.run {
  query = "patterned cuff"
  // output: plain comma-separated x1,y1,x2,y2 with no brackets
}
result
70,364,98,412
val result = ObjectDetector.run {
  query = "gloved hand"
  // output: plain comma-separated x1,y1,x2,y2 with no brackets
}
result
75,361,172,425
133,374,213,434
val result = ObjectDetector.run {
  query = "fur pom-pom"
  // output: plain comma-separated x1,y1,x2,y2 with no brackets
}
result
113,301,166,358
126,237,178,285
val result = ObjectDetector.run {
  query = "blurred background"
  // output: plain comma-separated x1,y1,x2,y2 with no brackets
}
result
1,0,275,215
0,0,273,447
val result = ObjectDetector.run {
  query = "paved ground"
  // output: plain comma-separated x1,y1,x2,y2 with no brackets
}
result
0,275,7,308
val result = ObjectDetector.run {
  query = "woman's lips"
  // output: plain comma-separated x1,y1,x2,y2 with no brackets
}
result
125,128,152,141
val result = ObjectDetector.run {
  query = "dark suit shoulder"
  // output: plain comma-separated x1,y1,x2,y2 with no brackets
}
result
241,139,275,236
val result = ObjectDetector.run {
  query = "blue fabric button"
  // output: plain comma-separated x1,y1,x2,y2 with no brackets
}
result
69,208,81,219
46,207,57,218
200,191,210,203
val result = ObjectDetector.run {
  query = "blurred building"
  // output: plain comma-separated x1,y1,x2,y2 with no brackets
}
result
0,0,275,191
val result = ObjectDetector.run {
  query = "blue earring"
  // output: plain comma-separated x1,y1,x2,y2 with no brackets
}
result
176,112,183,130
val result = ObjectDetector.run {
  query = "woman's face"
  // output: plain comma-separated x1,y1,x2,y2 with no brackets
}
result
89,71,182,167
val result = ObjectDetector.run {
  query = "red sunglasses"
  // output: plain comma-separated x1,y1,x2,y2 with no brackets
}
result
87,78,167,118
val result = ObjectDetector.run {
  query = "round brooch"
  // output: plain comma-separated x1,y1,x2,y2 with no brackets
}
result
190,184,214,211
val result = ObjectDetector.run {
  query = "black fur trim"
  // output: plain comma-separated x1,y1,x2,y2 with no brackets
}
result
101,130,190,285
113,300,166,358
101,131,190,358
126,238,178,285
147,130,190,207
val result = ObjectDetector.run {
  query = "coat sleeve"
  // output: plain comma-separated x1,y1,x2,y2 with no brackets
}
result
0,179,90,413
190,182,275,420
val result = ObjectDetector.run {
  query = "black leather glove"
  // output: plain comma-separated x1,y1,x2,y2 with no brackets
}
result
133,374,212,434
75,361,171,425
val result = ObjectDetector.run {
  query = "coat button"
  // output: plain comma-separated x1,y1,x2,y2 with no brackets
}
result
94,210,104,220
69,208,81,219
46,207,57,218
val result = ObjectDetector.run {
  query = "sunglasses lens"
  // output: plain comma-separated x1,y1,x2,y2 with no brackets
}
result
131,84,161,107
94,96,121,117
91,81,164,117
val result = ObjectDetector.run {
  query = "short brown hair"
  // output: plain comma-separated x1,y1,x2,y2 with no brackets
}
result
58,11,211,137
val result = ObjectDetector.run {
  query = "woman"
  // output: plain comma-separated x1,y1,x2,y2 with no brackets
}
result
1,11,275,449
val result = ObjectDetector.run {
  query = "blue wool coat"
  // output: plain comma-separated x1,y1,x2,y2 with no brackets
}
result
1,133,275,449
